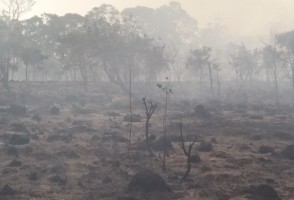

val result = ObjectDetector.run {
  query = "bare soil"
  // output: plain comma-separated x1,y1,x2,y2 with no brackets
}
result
0,82,293,200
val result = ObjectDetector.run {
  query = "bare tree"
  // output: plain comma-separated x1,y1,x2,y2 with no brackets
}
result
142,97,157,155
157,76,173,172
128,68,133,157
2,0,35,22
179,121,197,180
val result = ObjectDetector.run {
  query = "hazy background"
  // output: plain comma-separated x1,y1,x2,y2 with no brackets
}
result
19,0,294,37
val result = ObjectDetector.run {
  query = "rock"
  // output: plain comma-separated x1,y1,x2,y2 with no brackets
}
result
9,133,30,145
8,104,27,116
196,142,213,152
50,106,60,115
0,184,17,196
192,105,211,119
258,145,275,154
8,160,22,167
244,184,280,200
127,170,171,193
281,145,294,160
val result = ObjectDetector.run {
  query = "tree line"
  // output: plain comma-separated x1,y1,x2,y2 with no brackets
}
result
2,1,294,104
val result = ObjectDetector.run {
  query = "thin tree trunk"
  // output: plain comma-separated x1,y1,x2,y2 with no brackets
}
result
128,68,133,157
25,64,29,81
291,63,294,106
208,63,214,97
162,81,168,172
216,71,221,99
273,66,279,104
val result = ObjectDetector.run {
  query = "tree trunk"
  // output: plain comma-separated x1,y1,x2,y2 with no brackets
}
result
208,63,214,98
216,71,221,99
25,64,29,81
273,66,279,104
291,64,294,105
4,59,10,92
128,68,133,157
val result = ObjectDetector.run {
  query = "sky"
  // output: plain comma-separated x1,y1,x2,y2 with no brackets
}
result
2,0,294,37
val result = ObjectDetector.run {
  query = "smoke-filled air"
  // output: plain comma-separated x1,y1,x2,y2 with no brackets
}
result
0,0,293,199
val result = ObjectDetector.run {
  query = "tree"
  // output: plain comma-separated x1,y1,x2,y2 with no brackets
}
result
21,16,47,81
0,0,35,90
1,0,35,23
157,77,173,172
123,2,198,83
187,46,216,97
228,44,258,86
85,5,167,94
277,30,294,104
0,17,22,90
142,97,157,155
179,121,197,180
262,35,285,104
20,46,46,81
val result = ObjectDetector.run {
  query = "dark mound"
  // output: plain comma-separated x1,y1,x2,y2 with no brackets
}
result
196,142,213,152
0,184,17,196
50,106,60,115
123,114,141,122
258,145,275,154
244,184,280,200
189,154,201,163
152,136,173,152
9,133,30,145
192,104,211,119
8,160,22,167
127,170,171,194
281,144,294,160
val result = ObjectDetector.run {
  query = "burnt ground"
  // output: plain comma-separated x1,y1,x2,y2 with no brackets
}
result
0,82,293,200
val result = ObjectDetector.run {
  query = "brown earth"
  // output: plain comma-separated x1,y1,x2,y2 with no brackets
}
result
0,82,293,200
